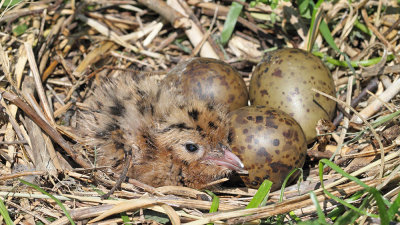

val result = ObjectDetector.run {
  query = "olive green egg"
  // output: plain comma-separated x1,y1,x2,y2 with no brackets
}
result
249,48,336,143
163,58,249,111
229,106,307,190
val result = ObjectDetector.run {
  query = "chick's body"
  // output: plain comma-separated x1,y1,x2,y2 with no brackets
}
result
77,73,244,188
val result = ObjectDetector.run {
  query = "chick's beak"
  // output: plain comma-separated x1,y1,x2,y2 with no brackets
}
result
205,147,245,172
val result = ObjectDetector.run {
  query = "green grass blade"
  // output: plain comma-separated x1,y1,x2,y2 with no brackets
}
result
306,0,324,51
318,20,339,52
205,190,220,225
322,189,378,218
298,0,312,18
288,210,302,223
318,159,379,218
220,0,244,45
206,191,219,213
174,39,191,54
319,159,369,189
298,219,327,224
144,211,170,224
246,179,272,208
1,0,23,8
306,0,356,74
313,52,395,68
371,191,389,225
328,190,366,220
327,205,345,221
318,21,355,74
388,192,400,220
354,19,372,36
280,168,303,202
121,212,130,224
333,196,374,224
19,179,76,225
344,109,400,145
310,191,326,223
319,159,389,221
12,24,28,36
305,0,336,52
333,208,361,225
371,110,400,128
0,197,14,225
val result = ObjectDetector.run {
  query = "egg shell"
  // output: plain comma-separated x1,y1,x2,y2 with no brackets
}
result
249,48,336,143
229,106,307,190
163,58,249,111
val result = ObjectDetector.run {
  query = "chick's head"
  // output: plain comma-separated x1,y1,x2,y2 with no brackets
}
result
154,99,244,186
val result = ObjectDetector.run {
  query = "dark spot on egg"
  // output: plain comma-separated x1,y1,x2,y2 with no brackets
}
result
228,94,235,103
260,89,268,96
272,68,282,77
273,139,280,146
265,120,278,129
245,135,254,143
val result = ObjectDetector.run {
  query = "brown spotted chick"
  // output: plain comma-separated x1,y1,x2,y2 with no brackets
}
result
77,73,244,189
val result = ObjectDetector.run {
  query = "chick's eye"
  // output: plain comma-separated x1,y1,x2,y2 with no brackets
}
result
185,143,199,152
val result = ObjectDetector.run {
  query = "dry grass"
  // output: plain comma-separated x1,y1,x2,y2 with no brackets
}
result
0,0,399,224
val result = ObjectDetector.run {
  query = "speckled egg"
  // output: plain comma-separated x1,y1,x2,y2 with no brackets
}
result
229,106,307,190
162,58,249,111
249,48,336,143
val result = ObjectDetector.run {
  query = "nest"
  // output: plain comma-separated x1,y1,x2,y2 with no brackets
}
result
0,0,399,224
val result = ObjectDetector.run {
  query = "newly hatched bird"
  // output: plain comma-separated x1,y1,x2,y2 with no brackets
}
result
77,72,245,189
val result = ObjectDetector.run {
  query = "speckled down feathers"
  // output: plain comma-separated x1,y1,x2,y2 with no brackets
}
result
77,73,238,188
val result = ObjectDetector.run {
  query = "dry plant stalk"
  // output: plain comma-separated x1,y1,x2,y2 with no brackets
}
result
167,0,219,59
351,78,400,123
0,90,91,169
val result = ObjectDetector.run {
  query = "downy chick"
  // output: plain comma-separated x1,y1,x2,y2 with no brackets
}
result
77,73,244,188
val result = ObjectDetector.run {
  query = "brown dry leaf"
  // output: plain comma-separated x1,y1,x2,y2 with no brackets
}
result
228,36,262,59
382,125,400,142
155,186,209,199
